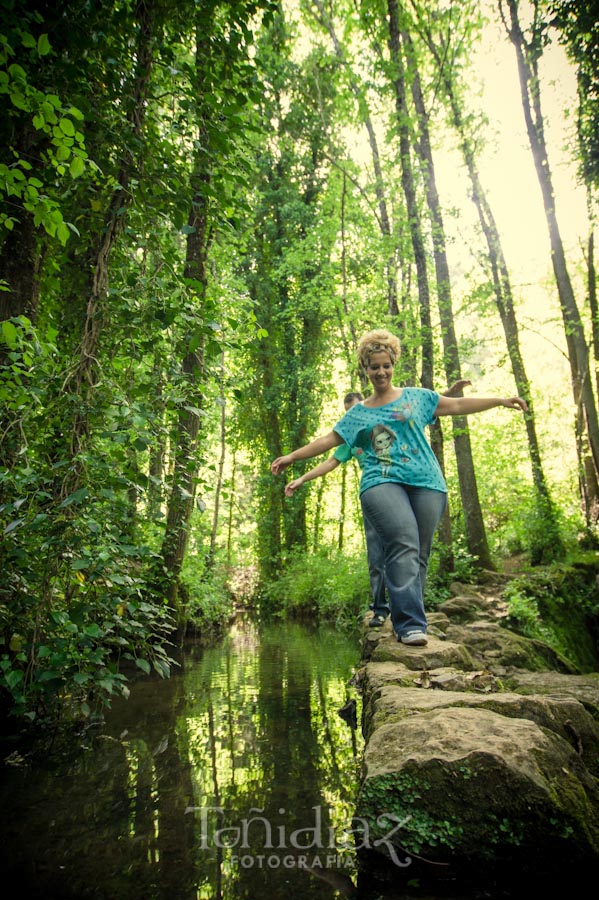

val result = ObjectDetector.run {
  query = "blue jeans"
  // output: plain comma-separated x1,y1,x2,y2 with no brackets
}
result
363,512,389,617
360,483,447,638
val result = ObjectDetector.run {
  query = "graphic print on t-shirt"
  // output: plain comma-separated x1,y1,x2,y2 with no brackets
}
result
370,424,396,476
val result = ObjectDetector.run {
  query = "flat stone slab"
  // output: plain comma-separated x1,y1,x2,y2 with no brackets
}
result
445,621,576,672
505,671,599,714
368,633,476,671
437,595,491,622
364,685,599,775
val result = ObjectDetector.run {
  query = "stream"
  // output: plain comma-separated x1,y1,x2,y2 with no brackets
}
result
0,619,366,900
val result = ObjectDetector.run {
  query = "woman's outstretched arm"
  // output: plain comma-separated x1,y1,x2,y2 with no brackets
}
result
285,456,340,496
271,430,343,475
435,395,528,416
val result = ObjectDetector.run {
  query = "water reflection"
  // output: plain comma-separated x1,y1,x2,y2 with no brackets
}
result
0,619,363,899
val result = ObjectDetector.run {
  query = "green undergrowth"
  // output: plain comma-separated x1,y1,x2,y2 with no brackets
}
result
180,569,236,637
260,548,371,629
502,557,599,672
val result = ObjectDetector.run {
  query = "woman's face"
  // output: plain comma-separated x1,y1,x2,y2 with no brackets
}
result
366,350,394,392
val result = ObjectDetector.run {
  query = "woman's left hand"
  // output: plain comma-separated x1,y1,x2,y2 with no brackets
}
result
502,397,528,412
271,455,293,474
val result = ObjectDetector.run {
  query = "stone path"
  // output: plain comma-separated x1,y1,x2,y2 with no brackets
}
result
352,579,599,891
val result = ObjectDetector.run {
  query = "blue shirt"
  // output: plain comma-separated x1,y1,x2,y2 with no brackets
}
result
333,388,446,495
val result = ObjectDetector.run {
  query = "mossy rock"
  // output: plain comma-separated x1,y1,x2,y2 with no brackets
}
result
437,595,490,623
505,671,599,719
369,634,476,671
445,621,577,673
355,706,599,882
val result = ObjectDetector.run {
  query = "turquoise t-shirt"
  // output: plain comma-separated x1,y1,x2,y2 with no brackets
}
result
333,388,446,495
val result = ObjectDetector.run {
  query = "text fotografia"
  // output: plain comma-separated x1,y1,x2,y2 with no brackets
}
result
187,804,413,869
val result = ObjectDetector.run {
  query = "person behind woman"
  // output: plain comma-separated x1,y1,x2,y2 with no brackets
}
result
271,328,528,646
285,391,389,626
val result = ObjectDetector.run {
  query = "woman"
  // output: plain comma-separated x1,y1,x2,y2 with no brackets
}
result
271,329,528,646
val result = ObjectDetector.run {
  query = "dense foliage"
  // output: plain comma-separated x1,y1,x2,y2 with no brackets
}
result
1,0,597,728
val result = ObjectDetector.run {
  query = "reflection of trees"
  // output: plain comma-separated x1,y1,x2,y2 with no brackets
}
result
0,623,361,898
111,668,198,900
181,621,361,897
0,665,198,899
316,672,355,799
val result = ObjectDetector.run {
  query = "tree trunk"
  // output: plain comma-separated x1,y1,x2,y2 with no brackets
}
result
158,10,214,613
206,359,227,571
226,452,236,570
387,0,434,388
148,358,166,521
503,0,599,500
405,28,493,569
386,0,459,568
62,0,155,491
312,480,324,553
422,17,563,562
338,458,347,551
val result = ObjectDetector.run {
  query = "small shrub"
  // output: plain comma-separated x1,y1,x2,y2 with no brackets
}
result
261,548,371,628
183,574,234,634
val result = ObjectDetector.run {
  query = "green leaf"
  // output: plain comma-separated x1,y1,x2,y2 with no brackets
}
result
4,518,24,535
58,117,75,137
153,658,171,679
59,487,89,507
69,156,85,178
135,658,151,675
37,34,51,56
8,63,27,81
55,144,70,161
1,320,18,348
57,222,70,245
6,669,24,689
84,624,103,639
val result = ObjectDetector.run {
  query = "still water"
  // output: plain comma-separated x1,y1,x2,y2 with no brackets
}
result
0,620,367,900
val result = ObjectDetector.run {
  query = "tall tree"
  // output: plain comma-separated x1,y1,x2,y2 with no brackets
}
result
238,12,341,582
414,0,563,562
65,0,156,487
403,22,496,569
158,0,272,611
548,0,599,525
501,0,599,521
384,0,495,567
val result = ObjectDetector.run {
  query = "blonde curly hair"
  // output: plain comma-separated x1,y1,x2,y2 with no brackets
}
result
357,329,401,371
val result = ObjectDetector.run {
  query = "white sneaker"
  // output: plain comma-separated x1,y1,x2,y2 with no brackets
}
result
400,631,428,646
